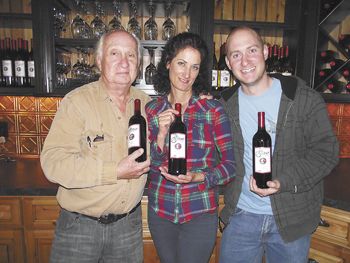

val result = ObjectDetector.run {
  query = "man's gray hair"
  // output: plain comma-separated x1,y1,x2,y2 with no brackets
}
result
94,30,141,69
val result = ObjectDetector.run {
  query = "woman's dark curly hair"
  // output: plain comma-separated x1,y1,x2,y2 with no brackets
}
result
153,32,210,96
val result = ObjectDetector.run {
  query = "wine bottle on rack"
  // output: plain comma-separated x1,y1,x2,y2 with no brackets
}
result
345,81,350,93
269,44,280,74
2,38,14,87
342,68,350,80
0,39,4,86
27,39,35,87
218,43,231,88
265,45,272,73
339,34,350,54
14,38,26,87
329,58,345,71
212,42,218,90
253,112,272,189
281,46,293,76
317,68,334,84
327,79,345,94
168,103,187,176
128,99,147,162
319,50,336,63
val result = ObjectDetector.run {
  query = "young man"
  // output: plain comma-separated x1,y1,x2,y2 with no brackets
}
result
219,26,339,263
41,30,151,263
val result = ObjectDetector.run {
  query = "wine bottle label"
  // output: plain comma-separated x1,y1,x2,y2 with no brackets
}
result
219,70,231,87
15,61,25,77
128,124,141,148
169,133,186,159
28,61,35,77
254,147,271,173
2,60,13,77
212,70,218,87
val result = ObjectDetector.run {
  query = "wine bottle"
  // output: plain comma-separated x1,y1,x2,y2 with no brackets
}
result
345,81,350,93
27,39,35,87
128,99,147,162
318,50,336,63
327,79,345,93
0,39,4,86
342,68,350,80
218,43,231,88
168,103,187,176
281,45,293,76
269,44,280,74
265,44,272,73
212,42,218,90
329,58,345,71
14,38,26,87
2,38,14,87
339,34,350,53
316,68,334,84
252,112,272,189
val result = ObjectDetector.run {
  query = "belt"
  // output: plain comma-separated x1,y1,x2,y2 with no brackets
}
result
76,202,141,224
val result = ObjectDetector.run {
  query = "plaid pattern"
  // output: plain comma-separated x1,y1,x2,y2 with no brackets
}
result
145,95,235,224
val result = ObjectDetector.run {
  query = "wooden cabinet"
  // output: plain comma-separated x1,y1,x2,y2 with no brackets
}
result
0,197,25,263
310,206,350,263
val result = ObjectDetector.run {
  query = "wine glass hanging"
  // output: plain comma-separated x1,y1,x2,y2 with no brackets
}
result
108,0,125,31
127,0,141,39
144,0,158,40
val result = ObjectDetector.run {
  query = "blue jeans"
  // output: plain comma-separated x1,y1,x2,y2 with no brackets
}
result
219,208,311,263
148,206,218,263
50,206,143,263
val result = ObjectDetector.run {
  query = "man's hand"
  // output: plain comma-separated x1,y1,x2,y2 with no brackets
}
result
249,176,280,197
159,166,205,184
116,149,150,179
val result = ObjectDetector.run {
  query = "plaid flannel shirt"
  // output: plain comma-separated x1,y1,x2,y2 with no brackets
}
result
145,95,236,224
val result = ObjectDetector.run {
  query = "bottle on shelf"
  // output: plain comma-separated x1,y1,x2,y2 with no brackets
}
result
168,103,187,176
342,68,350,80
265,45,272,73
212,42,218,90
326,79,345,93
280,45,293,76
128,99,147,162
252,111,272,189
218,43,232,89
339,34,350,54
14,38,26,87
0,39,4,86
318,50,337,63
316,68,335,85
345,81,350,93
269,44,280,74
2,38,14,87
27,39,35,87
329,58,345,71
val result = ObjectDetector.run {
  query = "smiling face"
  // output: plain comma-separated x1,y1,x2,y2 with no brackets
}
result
166,47,201,94
225,28,269,91
96,31,139,90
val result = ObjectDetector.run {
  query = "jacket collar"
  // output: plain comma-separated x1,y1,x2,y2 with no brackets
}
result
221,73,298,102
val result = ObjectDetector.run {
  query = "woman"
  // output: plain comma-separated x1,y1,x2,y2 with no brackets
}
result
145,32,236,263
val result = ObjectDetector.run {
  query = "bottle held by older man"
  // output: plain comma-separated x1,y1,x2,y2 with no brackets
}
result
128,99,147,162
168,103,187,175
253,112,272,189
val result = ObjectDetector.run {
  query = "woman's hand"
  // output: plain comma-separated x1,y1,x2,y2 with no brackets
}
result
159,166,205,184
156,109,178,150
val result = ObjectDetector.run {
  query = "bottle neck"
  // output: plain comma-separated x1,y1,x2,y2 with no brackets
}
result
175,103,182,120
258,112,266,130
134,99,141,115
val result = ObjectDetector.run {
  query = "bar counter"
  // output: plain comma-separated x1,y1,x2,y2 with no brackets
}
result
0,157,349,212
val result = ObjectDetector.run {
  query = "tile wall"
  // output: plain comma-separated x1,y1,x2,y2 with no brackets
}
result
0,96,349,158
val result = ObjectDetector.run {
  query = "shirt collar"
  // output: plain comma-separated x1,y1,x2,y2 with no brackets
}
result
96,78,137,104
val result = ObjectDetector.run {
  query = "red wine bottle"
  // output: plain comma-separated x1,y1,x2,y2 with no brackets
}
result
253,112,272,189
342,68,350,80
168,103,187,176
14,38,26,87
128,99,147,162
319,50,336,63
345,81,350,93
2,38,14,87
27,39,35,87
212,42,218,90
329,58,345,71
327,79,345,93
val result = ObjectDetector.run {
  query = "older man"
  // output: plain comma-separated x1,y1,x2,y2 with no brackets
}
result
41,30,151,263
